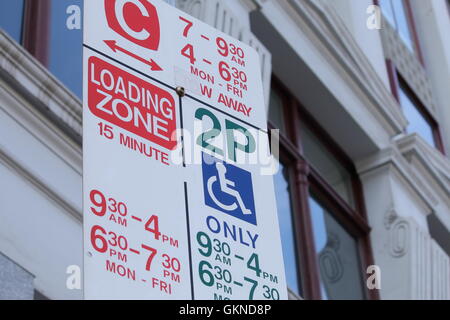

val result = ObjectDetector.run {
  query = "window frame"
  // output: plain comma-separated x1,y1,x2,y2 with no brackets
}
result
269,78,379,300
385,59,446,154
375,0,425,65
273,141,308,297
22,0,51,66
9,0,83,96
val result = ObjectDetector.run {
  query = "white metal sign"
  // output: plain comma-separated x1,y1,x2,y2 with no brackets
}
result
83,0,287,300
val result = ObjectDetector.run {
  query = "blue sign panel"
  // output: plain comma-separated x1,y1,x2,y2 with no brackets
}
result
202,153,256,225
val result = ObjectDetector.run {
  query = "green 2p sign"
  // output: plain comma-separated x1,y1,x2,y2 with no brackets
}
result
195,108,256,162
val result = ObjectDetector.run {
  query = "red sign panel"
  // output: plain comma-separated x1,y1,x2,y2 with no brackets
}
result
105,0,160,51
88,56,177,150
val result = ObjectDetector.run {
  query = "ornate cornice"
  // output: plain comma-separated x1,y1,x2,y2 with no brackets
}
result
396,134,450,206
0,30,82,145
254,0,408,137
357,144,438,213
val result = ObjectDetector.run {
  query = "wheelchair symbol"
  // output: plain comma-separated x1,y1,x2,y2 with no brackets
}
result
207,162,252,215
202,153,256,225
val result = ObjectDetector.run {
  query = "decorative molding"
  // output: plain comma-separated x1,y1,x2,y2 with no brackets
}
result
389,218,409,258
0,83,82,174
396,134,450,205
380,16,437,117
357,145,438,213
430,240,450,300
0,147,82,222
0,60,82,221
0,30,82,143
263,0,408,136
384,207,398,230
407,220,450,300
381,217,450,299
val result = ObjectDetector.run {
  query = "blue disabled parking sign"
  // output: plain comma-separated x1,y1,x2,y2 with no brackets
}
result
202,153,257,225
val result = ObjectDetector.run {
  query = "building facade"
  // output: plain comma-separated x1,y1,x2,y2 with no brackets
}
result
0,0,449,300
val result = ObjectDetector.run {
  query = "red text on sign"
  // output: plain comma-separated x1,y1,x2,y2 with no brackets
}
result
88,57,177,150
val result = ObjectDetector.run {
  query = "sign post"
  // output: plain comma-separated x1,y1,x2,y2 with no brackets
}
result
83,0,287,300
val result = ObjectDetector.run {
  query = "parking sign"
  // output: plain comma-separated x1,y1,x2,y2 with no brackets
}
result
83,0,287,300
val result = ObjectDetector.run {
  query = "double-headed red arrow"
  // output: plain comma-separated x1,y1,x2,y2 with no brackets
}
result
104,40,163,71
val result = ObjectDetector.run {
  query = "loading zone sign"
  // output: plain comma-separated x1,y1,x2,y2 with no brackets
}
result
83,0,287,300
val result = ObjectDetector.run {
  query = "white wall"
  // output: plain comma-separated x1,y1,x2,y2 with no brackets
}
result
0,71,83,300
329,0,390,88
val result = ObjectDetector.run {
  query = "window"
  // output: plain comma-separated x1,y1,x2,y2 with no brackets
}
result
268,81,377,300
269,89,287,135
378,0,422,61
386,61,445,153
49,0,83,98
299,123,355,209
399,85,435,147
379,0,413,51
0,1,25,43
309,195,365,299
398,80,444,152
0,1,83,98
273,160,302,296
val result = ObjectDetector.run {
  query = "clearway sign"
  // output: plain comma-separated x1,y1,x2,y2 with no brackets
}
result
83,0,287,300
